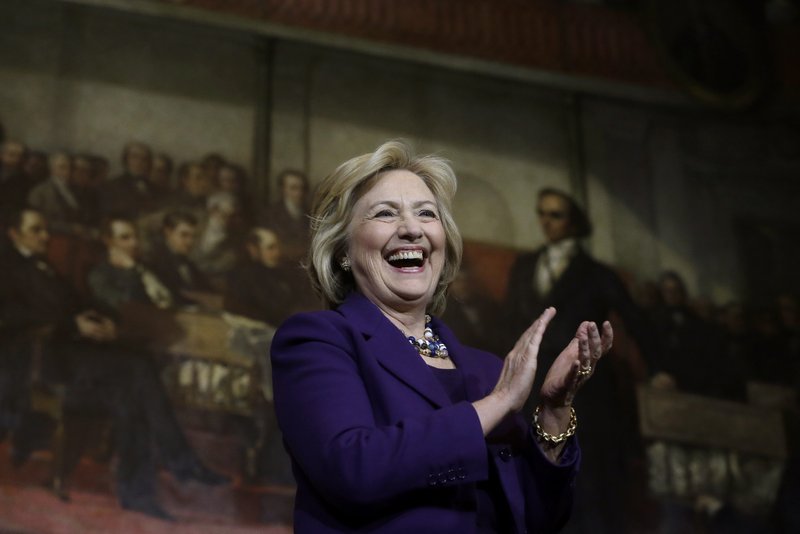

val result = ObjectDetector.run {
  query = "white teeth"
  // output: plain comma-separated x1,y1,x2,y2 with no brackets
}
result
387,250,424,262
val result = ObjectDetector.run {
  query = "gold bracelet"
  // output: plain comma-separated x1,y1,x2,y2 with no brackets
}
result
532,405,577,446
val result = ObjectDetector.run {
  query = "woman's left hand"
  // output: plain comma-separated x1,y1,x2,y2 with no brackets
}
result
539,320,613,408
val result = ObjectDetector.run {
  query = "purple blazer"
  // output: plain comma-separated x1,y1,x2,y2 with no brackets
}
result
271,292,579,533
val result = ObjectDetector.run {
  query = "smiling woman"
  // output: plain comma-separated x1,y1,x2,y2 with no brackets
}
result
345,170,447,323
306,140,462,318
270,139,614,533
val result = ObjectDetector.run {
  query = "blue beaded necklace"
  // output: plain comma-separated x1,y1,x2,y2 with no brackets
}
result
407,315,450,359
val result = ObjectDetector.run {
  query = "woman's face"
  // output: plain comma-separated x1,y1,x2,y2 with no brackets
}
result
347,170,446,313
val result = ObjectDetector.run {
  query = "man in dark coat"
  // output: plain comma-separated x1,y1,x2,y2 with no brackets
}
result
0,207,227,519
504,187,655,534
27,152,95,237
147,211,212,306
97,142,159,218
224,227,306,327
223,226,311,483
88,216,173,311
260,169,310,264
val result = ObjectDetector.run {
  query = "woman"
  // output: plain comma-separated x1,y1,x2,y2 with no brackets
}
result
271,140,613,533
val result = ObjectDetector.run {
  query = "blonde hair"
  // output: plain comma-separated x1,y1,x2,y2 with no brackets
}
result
307,139,462,315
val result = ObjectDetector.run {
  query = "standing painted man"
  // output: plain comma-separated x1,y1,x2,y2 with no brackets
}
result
504,187,655,534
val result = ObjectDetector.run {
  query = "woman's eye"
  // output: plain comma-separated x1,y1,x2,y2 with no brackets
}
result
419,209,438,219
373,209,395,218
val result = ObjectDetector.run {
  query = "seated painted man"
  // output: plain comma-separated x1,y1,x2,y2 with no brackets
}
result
147,210,213,306
224,226,313,327
97,141,160,219
0,207,228,520
27,151,95,238
88,215,173,311
223,226,311,484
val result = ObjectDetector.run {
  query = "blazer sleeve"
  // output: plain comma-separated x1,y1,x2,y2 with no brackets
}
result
481,355,580,533
521,430,580,532
270,312,490,509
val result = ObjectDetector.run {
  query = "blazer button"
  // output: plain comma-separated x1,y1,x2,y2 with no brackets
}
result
499,448,512,461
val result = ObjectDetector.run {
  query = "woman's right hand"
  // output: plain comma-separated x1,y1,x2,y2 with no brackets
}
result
473,307,556,435
493,307,556,411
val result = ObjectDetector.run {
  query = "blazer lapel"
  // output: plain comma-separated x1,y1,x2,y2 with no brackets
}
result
339,293,452,409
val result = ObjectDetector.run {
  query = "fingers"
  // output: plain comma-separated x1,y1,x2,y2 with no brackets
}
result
582,321,613,362
508,307,556,357
588,322,602,360
601,321,614,354
497,308,557,411
577,322,591,365
571,321,600,385
527,307,555,352
544,320,612,406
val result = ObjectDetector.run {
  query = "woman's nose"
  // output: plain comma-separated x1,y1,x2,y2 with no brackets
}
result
398,215,423,240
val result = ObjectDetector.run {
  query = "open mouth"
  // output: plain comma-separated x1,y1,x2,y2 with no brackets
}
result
386,249,426,269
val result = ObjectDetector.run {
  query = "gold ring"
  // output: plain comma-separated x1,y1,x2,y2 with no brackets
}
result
578,365,592,378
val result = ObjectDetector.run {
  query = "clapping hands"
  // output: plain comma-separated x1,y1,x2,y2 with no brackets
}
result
474,309,614,443
539,320,613,409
